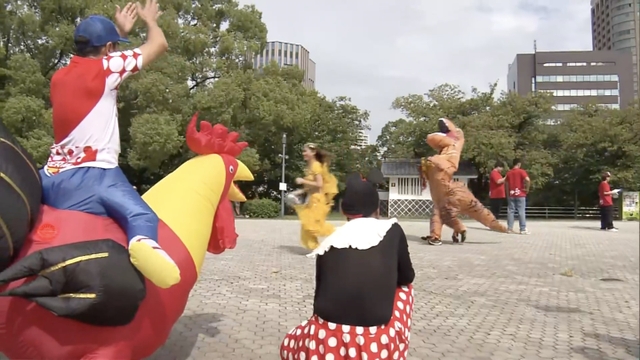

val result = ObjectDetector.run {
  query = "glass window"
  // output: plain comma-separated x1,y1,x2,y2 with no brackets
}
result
612,103,620,109
570,75,577,82
570,89,578,96
605,89,612,95
590,75,598,81
597,75,604,81
612,74,619,81
536,76,543,82
551,75,559,82
604,74,611,81
577,89,584,96
577,75,584,81
612,89,619,95
597,89,605,95
542,76,550,82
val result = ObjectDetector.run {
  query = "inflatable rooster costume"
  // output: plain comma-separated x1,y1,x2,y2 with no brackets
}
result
0,113,253,359
420,118,507,246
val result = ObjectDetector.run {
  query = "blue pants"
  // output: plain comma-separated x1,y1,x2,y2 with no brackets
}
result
40,167,159,242
507,197,527,231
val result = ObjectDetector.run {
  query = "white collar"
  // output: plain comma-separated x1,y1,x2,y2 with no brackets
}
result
307,218,399,258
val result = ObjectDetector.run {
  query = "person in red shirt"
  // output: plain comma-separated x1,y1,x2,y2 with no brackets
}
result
505,158,531,234
489,161,506,219
599,172,618,231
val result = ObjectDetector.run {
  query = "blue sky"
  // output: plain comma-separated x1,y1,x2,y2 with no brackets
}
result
239,0,594,141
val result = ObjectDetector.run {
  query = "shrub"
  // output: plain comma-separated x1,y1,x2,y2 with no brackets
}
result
243,199,280,218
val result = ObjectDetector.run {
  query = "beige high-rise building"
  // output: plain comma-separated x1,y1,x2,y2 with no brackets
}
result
252,41,316,89
591,0,640,98
351,129,370,149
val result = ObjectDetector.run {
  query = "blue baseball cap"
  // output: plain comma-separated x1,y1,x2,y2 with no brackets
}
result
74,15,130,47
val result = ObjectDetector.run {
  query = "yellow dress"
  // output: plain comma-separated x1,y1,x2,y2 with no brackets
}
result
294,161,338,250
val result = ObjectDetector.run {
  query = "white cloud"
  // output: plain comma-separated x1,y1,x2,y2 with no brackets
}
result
238,0,593,140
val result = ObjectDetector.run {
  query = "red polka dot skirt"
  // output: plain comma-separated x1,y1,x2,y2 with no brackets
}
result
280,285,414,359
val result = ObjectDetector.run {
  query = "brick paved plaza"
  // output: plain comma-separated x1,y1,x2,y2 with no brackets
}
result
145,219,639,360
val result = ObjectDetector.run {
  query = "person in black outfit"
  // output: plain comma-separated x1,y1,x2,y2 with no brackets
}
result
280,170,415,360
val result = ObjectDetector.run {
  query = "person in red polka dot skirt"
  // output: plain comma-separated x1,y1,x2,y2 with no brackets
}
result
281,170,416,359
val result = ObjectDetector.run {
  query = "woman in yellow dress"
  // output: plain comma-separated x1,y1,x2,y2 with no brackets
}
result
291,143,338,250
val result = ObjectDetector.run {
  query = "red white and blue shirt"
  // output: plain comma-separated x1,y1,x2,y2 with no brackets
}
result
45,49,143,176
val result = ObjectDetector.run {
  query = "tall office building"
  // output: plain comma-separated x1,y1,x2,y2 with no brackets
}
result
252,41,316,89
507,50,634,111
349,129,371,149
355,129,370,148
591,0,640,98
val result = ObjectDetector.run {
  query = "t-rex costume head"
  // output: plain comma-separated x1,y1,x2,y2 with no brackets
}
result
424,118,465,177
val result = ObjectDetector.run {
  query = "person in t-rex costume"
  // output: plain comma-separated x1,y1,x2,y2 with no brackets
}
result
419,118,507,246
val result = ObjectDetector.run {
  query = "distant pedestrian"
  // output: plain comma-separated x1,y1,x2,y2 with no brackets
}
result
599,172,618,231
233,201,241,217
505,158,531,235
489,161,506,219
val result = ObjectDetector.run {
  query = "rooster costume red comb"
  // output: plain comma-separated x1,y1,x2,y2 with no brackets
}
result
186,113,248,157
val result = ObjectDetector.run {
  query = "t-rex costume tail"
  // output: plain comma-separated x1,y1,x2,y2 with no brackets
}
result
419,118,507,245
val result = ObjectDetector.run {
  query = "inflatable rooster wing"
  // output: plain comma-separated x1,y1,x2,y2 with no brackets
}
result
0,114,253,360
419,118,507,246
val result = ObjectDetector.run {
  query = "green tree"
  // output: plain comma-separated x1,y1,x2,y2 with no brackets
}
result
1,0,372,199
548,103,640,206
376,83,638,207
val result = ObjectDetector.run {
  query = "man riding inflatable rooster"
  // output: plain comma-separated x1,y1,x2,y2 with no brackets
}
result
0,2,254,359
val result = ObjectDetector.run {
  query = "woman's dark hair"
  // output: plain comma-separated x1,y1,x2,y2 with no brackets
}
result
74,36,104,57
305,143,331,165
494,160,504,168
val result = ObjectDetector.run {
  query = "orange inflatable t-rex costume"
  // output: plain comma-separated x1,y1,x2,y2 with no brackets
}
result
419,118,507,246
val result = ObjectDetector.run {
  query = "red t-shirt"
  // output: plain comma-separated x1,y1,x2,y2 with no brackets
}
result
506,168,528,198
599,181,613,206
489,169,505,199
45,49,143,175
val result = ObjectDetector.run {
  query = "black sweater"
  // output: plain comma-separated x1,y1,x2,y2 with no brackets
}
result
313,223,415,326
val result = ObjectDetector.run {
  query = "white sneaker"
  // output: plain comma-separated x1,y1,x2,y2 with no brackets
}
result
607,228,618,232
520,229,531,235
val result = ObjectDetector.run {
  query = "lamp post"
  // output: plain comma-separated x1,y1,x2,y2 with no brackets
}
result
280,133,287,217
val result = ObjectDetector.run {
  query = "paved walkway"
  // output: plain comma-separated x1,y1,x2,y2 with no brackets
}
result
147,219,639,360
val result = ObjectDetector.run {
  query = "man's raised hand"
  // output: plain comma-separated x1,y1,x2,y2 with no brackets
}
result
136,0,163,24
115,2,138,36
